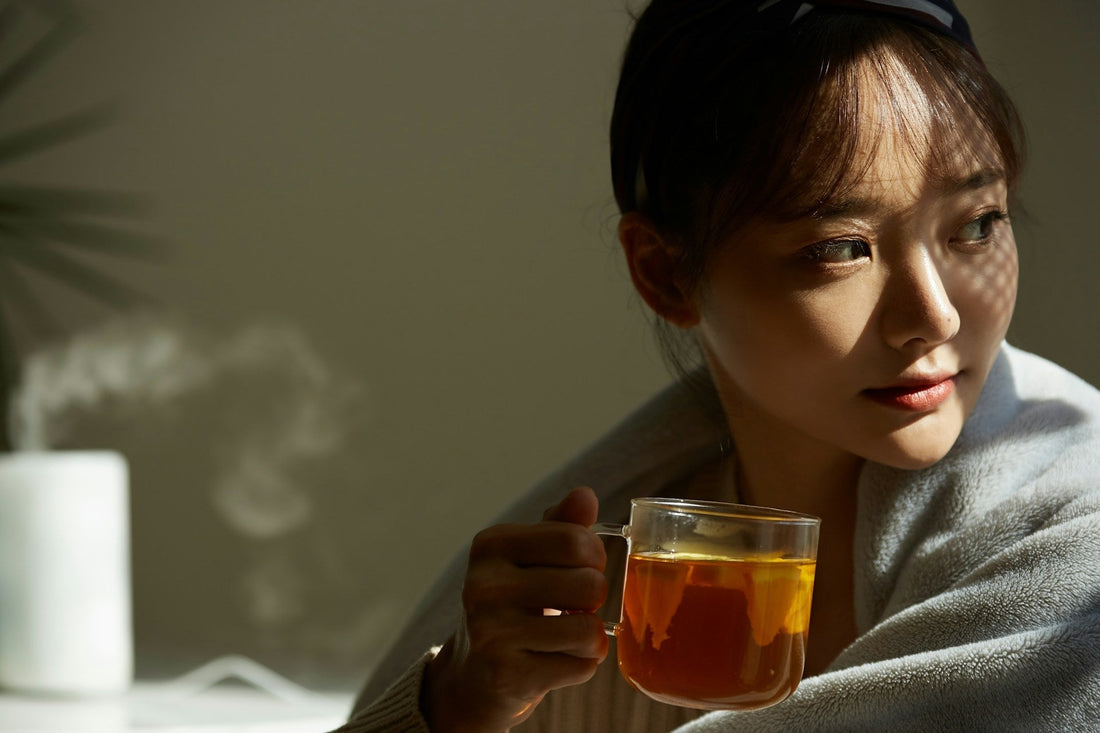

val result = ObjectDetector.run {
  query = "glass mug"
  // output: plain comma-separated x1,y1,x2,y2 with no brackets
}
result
593,498,820,711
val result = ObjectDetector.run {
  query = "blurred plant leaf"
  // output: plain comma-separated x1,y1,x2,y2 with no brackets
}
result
0,0,159,451
0,105,114,166
0,0,81,105
0,257,63,338
11,217,162,260
0,183,146,216
0,225,154,310
0,185,163,260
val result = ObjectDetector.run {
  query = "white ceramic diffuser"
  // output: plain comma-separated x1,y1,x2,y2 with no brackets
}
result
0,451,132,695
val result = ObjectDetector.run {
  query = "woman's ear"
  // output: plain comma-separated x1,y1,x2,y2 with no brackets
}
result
618,213,700,328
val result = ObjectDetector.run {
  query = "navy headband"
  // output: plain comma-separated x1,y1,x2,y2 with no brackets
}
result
757,0,980,58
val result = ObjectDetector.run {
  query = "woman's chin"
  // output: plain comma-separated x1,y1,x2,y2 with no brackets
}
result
867,421,965,471
880,449,952,472
862,401,969,471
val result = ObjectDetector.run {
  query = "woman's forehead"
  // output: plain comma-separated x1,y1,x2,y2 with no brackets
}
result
793,52,1006,212
842,121,999,202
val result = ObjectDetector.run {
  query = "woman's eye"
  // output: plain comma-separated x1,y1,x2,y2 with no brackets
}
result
799,239,870,264
954,210,1008,245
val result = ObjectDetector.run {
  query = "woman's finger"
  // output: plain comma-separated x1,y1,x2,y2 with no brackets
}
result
520,612,609,658
470,521,606,570
462,606,608,664
542,486,599,526
464,563,607,613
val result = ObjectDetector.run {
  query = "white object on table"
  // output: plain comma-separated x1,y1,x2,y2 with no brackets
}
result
0,451,132,695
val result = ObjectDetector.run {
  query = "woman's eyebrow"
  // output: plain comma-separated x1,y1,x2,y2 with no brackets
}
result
941,167,1006,194
807,196,879,220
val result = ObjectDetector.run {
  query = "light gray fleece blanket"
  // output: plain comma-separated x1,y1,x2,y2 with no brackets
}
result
355,344,1100,731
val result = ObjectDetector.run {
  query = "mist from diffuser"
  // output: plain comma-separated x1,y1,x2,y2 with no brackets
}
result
9,314,360,539
2,314,371,683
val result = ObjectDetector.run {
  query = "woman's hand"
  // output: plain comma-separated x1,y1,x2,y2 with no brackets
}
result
421,486,609,732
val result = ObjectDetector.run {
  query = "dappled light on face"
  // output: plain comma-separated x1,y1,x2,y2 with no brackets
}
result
942,135,1019,335
966,227,1019,332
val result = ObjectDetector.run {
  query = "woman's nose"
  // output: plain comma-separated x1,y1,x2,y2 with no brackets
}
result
879,250,960,352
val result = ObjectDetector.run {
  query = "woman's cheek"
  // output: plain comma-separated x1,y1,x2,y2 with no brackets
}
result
792,288,879,357
954,241,1018,339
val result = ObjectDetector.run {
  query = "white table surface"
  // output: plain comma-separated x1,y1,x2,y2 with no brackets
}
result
0,683,352,732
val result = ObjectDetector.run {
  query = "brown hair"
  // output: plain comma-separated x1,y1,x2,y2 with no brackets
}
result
610,2,1026,294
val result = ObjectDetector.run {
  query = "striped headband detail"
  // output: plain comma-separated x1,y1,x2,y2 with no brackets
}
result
758,0,980,57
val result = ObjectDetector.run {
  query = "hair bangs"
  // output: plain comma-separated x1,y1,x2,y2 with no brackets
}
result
706,14,1025,258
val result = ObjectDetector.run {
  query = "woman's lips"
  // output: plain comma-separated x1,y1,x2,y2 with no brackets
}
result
863,375,958,412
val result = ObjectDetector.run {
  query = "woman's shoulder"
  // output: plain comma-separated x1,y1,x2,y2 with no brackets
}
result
961,343,1100,452
1002,343,1100,411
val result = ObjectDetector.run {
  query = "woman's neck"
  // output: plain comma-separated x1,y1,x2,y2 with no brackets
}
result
724,396,864,674
726,402,864,517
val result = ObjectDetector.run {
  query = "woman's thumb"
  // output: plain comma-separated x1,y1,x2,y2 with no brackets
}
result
542,486,599,527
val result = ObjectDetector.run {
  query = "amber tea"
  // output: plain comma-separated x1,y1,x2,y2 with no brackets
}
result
617,552,815,709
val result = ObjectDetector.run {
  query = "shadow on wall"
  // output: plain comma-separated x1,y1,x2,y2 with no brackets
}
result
11,313,397,689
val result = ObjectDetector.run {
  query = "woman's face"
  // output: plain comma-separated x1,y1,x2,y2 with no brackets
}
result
694,70,1018,471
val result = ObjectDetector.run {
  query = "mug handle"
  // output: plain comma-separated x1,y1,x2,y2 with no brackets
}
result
591,522,630,638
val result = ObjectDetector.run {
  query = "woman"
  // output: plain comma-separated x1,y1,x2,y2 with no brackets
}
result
337,1,1100,730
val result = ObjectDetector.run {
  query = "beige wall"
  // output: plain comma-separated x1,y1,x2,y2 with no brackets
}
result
5,0,1096,691
966,0,1100,380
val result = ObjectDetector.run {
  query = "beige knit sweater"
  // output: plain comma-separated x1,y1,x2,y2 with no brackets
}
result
337,647,706,732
